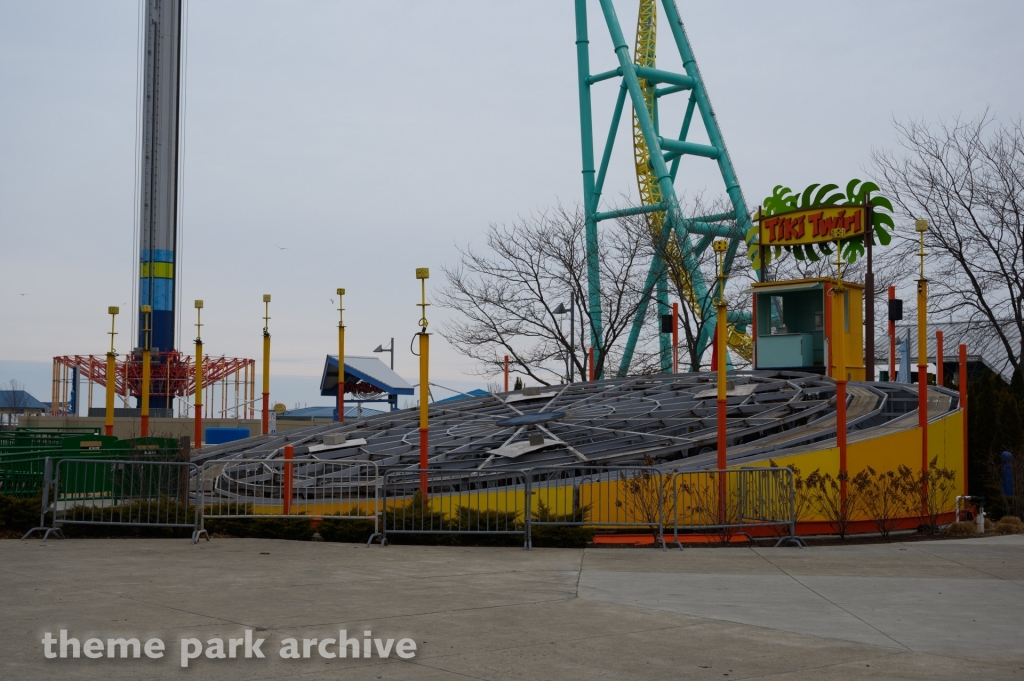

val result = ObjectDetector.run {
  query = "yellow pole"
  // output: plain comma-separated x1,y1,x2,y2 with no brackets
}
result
104,306,119,436
194,300,204,449
712,240,729,523
337,288,346,422
140,304,152,437
416,268,431,496
915,219,930,518
262,294,271,435
713,240,728,466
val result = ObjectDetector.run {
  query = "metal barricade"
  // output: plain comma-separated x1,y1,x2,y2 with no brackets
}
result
199,458,381,543
527,466,668,550
671,468,803,549
36,458,206,543
20,457,64,542
381,469,530,548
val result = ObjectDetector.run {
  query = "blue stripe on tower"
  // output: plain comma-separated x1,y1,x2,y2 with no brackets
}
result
139,278,174,311
140,249,175,263
150,310,175,357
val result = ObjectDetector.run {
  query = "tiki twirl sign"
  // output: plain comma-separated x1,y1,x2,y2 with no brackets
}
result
759,206,865,247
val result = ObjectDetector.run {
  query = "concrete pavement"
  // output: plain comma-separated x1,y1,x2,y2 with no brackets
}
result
2,535,1022,679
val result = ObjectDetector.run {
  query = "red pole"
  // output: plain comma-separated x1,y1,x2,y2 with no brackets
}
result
837,379,848,502
283,444,294,516
588,348,595,381
503,355,509,392
959,344,968,495
671,302,679,374
888,286,896,381
936,331,944,387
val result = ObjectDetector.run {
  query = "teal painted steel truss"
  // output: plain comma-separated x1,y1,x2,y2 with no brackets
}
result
574,0,752,377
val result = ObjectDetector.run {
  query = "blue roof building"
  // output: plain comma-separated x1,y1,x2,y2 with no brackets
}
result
320,355,414,413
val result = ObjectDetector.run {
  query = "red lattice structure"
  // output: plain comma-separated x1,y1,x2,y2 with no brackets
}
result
52,353,256,419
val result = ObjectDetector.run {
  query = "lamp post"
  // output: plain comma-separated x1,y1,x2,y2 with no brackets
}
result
416,268,431,497
373,338,395,370
262,294,271,436
104,306,119,436
337,288,345,423
713,239,730,523
193,300,203,449
830,227,849,508
915,218,930,517
554,296,575,383
140,304,152,437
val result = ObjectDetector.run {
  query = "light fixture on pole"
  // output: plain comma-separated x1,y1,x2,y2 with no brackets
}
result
415,268,431,498
337,288,345,423
373,338,395,370
104,306,119,437
915,218,930,517
712,239,730,524
553,295,575,383
193,300,203,449
261,294,271,436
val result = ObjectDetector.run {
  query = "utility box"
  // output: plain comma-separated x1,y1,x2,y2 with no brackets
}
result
751,278,865,380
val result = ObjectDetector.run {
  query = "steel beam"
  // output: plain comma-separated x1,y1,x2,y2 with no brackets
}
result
574,0,604,358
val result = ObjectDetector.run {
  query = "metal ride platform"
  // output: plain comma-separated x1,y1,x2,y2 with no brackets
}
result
192,372,958,498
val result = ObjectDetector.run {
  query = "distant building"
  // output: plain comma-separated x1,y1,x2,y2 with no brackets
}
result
876,319,1022,385
0,390,47,426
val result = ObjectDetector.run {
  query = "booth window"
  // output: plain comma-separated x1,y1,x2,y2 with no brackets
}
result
843,291,850,332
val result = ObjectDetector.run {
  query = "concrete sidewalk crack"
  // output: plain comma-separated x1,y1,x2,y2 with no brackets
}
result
751,549,912,652
574,548,585,598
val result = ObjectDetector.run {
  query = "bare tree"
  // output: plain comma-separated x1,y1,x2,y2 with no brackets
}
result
872,112,1024,372
438,205,654,385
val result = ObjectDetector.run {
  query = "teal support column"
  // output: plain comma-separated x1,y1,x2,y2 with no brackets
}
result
575,0,603,372
659,0,752,266
580,1,753,377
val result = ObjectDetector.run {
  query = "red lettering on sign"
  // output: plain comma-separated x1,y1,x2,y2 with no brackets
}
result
848,208,863,233
807,212,824,237
792,214,806,238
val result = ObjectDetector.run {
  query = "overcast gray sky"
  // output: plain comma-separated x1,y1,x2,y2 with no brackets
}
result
3,1,1023,407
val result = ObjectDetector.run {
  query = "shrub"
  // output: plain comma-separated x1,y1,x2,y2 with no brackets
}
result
617,456,674,544
803,468,871,539
530,500,593,548
917,457,959,532
943,521,977,537
454,506,521,532
0,493,42,533
994,516,1024,535
859,466,916,539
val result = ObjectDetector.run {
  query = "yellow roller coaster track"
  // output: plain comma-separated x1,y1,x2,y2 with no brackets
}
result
631,1,751,364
